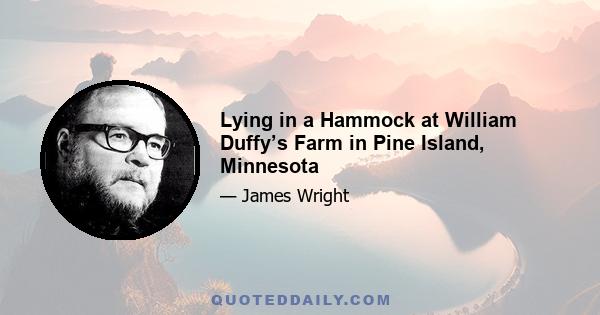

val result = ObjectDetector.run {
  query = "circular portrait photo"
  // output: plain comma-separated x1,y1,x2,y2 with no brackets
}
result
41,80,199,240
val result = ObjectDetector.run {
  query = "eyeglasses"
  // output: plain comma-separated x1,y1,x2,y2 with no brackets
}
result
71,124,173,160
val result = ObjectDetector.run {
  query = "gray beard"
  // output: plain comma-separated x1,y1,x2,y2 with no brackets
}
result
61,149,153,226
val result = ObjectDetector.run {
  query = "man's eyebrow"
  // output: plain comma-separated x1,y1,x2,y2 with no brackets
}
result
109,123,136,129
106,123,167,136
85,121,133,130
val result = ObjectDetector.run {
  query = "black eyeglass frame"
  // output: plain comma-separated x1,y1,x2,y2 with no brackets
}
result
70,123,174,160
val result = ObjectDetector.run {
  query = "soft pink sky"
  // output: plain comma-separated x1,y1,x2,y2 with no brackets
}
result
95,0,600,22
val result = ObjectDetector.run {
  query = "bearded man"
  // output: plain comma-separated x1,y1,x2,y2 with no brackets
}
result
54,84,172,239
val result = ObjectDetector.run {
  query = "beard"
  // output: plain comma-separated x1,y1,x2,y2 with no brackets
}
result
60,143,159,228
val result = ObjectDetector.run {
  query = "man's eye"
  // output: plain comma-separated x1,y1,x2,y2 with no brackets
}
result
110,133,128,140
149,142,162,150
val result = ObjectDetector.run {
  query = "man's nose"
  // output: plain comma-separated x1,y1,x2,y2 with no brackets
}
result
125,140,150,167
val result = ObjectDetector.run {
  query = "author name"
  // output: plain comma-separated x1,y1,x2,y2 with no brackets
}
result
240,188,350,206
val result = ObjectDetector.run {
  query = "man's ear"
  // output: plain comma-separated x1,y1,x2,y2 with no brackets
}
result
56,128,72,158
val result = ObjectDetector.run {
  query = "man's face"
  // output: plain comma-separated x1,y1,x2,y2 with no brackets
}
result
66,88,166,222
